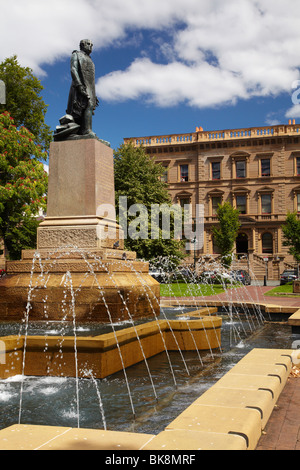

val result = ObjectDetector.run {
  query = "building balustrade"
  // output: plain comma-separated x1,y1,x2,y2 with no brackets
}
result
205,214,282,223
125,123,300,148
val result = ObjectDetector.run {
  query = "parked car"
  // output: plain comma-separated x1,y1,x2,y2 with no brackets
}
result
171,268,196,282
149,269,170,283
198,270,232,284
230,269,251,285
280,269,298,285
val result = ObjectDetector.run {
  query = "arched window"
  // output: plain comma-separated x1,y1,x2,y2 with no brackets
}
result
212,236,222,254
236,233,249,254
262,232,273,254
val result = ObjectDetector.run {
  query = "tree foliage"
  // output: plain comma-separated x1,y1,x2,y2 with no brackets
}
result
0,112,48,259
282,211,300,262
0,56,52,151
114,142,185,261
212,201,241,267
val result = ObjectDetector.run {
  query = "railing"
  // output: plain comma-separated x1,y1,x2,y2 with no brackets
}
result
284,260,297,270
205,214,282,223
132,133,196,147
124,124,300,148
253,253,267,267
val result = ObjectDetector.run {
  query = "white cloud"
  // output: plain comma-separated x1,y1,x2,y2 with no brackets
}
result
286,105,300,119
97,58,247,108
1,0,300,109
0,0,193,72
96,0,300,108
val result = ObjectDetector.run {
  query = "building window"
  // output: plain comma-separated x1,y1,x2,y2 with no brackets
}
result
180,164,189,182
261,159,271,177
236,195,247,214
236,160,246,178
212,196,222,215
211,161,221,180
262,232,273,254
212,236,222,254
297,157,300,176
179,197,190,209
261,194,272,214
297,193,300,212
160,167,168,183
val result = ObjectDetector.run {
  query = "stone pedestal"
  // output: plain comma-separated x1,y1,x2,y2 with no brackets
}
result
0,138,160,323
38,139,124,250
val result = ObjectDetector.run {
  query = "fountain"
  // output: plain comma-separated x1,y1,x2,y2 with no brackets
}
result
0,40,299,450
0,138,161,324
0,245,298,450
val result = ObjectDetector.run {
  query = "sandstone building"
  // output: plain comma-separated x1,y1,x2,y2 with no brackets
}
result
124,121,300,280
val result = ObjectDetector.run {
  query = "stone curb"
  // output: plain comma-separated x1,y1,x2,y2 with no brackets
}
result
0,348,294,450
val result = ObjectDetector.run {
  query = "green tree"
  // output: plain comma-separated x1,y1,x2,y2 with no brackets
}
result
212,201,241,267
0,56,52,151
282,211,300,263
0,112,48,259
114,142,185,261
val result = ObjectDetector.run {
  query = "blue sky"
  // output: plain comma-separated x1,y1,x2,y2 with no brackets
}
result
2,0,300,151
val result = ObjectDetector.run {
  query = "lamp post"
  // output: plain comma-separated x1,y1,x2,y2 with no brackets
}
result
191,236,197,271
263,257,269,286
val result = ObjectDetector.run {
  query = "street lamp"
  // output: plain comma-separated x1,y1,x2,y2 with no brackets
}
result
263,257,269,286
191,236,197,270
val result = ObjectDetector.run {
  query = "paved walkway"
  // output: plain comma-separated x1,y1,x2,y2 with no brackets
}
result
213,285,300,308
162,286,300,451
214,287,300,450
257,375,300,450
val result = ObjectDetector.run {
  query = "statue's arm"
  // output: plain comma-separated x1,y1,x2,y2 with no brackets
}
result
70,52,88,97
70,52,82,86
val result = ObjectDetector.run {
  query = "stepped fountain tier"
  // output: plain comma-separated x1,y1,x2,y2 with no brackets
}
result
0,138,160,323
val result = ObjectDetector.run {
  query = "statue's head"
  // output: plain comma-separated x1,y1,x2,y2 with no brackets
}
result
80,39,93,55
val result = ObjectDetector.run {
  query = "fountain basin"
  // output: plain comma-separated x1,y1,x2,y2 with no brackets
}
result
288,309,300,333
0,317,222,379
0,347,295,450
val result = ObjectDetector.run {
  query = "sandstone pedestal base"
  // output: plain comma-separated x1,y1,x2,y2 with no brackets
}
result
0,248,160,323
38,216,124,251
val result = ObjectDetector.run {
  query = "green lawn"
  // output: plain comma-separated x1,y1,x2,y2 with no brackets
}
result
160,282,226,297
264,282,300,297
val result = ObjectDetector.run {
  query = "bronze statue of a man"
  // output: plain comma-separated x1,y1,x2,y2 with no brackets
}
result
67,39,99,137
54,39,99,140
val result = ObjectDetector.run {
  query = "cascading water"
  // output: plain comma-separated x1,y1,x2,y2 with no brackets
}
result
0,249,295,434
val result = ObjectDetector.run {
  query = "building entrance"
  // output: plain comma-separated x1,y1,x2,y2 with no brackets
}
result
236,233,249,255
